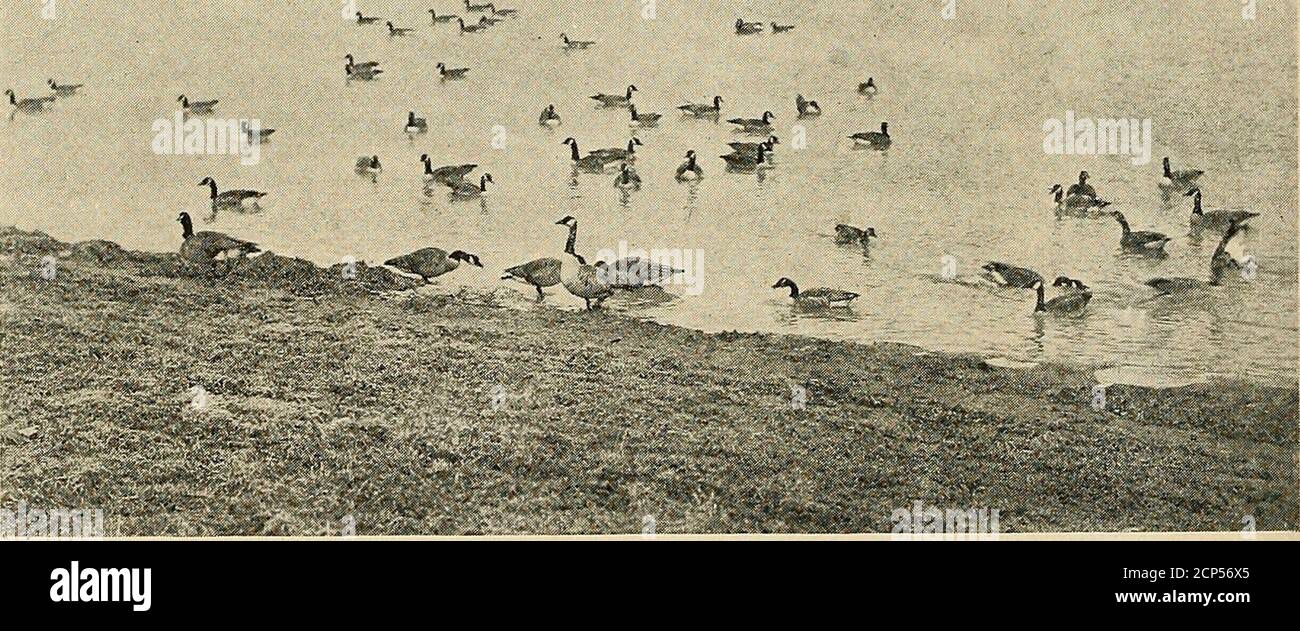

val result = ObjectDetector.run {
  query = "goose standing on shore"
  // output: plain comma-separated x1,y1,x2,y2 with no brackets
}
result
850,122,891,149
538,104,561,126
795,94,822,118
177,95,218,115
199,177,265,211
675,150,704,181
5,89,55,113
727,110,775,134
834,224,876,246
429,9,458,23
561,33,595,49
858,78,878,97
735,18,763,34
436,63,470,80
501,219,573,300
591,85,637,108
555,216,613,310
48,79,83,97
420,154,477,185
177,212,260,274
772,278,859,307
404,111,428,135
1110,211,1170,254
678,96,723,118
1186,188,1257,231
384,248,483,283
1032,279,1091,315
1159,157,1203,196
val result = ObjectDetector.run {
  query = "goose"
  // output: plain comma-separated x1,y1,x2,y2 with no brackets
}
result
561,33,595,49
199,176,266,210
1111,211,1170,254
555,216,613,309
385,248,483,282
1186,188,1257,231
429,9,458,23
858,78,878,96
465,0,493,11
727,111,775,133
177,212,260,273
457,16,490,33
47,79,83,97
449,174,493,198
345,61,383,80
590,85,637,108
605,257,684,288
355,155,383,176
490,5,518,17
613,164,642,191
1065,170,1096,198
735,18,764,35
4,89,55,113
588,137,642,161
538,104,561,126
386,21,415,36
1146,221,1243,294
772,278,858,307
834,224,876,246
719,144,774,171
981,262,1042,289
850,122,891,149
771,22,795,33
1032,279,1091,315
356,11,381,24
675,150,704,181
727,136,779,154
479,14,505,26
795,94,822,118
1160,157,1203,193
241,121,276,143
628,104,661,127
1050,184,1109,214
563,137,617,172
344,54,381,70
177,94,218,115
1052,276,1090,292
436,62,470,80
404,111,428,135
678,95,723,117
500,217,575,299
420,154,477,185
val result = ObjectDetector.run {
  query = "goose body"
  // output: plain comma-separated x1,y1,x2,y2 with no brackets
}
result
502,257,563,299
728,111,775,133
386,21,415,36
241,121,276,143
48,79,83,97
1147,220,1244,293
1065,171,1097,198
735,19,763,35
675,150,704,181
858,78,878,96
356,12,381,24
457,17,490,33
588,137,642,161
561,33,595,49
1111,211,1170,253
981,262,1042,289
678,95,723,117
1050,184,1109,215
420,154,476,185
1160,157,1203,193
590,85,637,108
355,155,383,175
385,248,482,282
555,216,612,309
345,61,383,80
613,164,642,191
437,63,470,80
1033,280,1091,315
449,174,493,198
177,95,218,114
1052,276,1090,292
404,111,428,135
834,224,876,246
5,89,55,112
465,0,493,11
795,94,822,118
1186,188,1257,231
771,22,795,33
177,212,259,271
538,104,561,126
200,177,265,209
429,10,458,23
772,277,858,307
490,5,518,17
850,122,891,149
564,138,617,172
344,54,380,70
727,136,779,154
628,104,661,127
720,144,773,171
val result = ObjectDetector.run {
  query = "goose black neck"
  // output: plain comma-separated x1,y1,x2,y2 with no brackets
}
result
1163,160,1172,177
180,215,194,239
564,223,577,254
1034,284,1046,312
1114,214,1130,233
569,141,580,161
786,281,799,299
1053,188,1063,203
206,180,218,198
1192,191,1202,213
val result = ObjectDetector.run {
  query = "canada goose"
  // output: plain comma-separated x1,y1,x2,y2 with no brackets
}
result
5,89,55,113
1032,280,1091,315
772,278,858,307
590,85,637,108
465,0,493,11
727,136,779,154
404,111,428,135
679,96,723,117
981,262,1043,289
1050,184,1109,215
1160,157,1203,193
449,174,493,198
563,137,617,172
858,78,878,96
1052,276,1090,292
834,224,876,246
605,257,684,288
419,154,477,185
356,12,381,24
1186,188,1257,231
850,122,891,149
561,33,595,49
457,16,489,33
344,54,380,70
386,21,415,36
628,104,661,127
177,95,218,115
589,137,642,161
735,18,763,35
345,61,383,80
728,111,775,133
429,9,458,23
355,155,383,176
490,4,518,17
177,212,260,273
241,121,276,143
385,248,483,282
555,216,613,309
538,104,561,126
719,144,774,171
795,94,821,118
502,256,562,300
436,63,470,80
47,79,83,97
614,164,642,191
771,22,795,33
1111,211,1170,253
675,150,704,181
199,177,266,210
1147,222,1243,293
1065,170,1096,198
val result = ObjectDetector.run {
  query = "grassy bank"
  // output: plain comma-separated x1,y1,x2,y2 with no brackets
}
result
0,227,1295,535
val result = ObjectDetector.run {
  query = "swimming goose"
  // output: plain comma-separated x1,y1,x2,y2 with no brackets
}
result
538,104,561,126
199,176,266,210
1052,276,1090,292
1032,279,1090,315
628,104,661,127
561,33,596,49
465,0,493,11
5,89,55,112
345,61,384,80
613,164,642,191
563,137,617,172
344,54,381,70
588,137,642,161
771,22,795,33
429,9,458,23
605,257,684,288
356,12,381,24
678,95,723,117
1208,220,1245,285
981,262,1042,289
1186,188,1257,231
1050,184,1109,214
1110,211,1170,253
1065,170,1096,198
457,16,490,33
590,85,637,108
719,144,774,171
436,63,470,80
850,122,891,149
727,136,779,154
834,224,876,246
556,216,613,309
386,21,415,36
490,4,518,17
177,212,260,273
404,111,428,135
735,19,763,35
675,150,704,181
1160,157,1203,193
420,154,477,185
795,94,822,118
858,78,878,96
772,278,858,307
727,111,775,133
241,121,276,143
355,155,383,176
48,79,83,97
385,248,483,282
449,174,493,198
177,95,218,115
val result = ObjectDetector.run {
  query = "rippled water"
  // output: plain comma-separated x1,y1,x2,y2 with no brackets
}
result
2,1,1295,386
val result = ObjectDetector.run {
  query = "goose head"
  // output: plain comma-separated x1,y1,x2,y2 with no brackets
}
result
735,18,744,28
562,137,576,146
1049,184,1064,201
1183,187,1201,198
879,121,889,135
864,227,878,239
177,95,187,105
626,85,638,97
768,135,780,146
436,63,446,72
555,215,577,227
1077,170,1090,184
480,173,494,188
762,111,775,123
407,111,416,123
177,212,194,237
370,156,381,168
419,153,430,165
684,150,696,160
867,78,876,87
458,17,467,27
47,79,56,88
714,96,724,107
560,33,569,42
3,89,13,104
198,176,215,187
632,137,643,147
355,11,364,19
771,277,797,290
449,250,484,267
1162,156,1171,174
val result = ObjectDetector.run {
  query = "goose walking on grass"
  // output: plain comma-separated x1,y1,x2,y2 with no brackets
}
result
436,63,470,80
772,277,858,307
200,176,266,211
355,155,383,176
457,16,490,33
555,216,613,310
448,174,493,199
420,154,477,186
177,94,218,115
1111,211,1170,254
858,78,878,97
465,0,493,11
561,33,595,49
1146,220,1245,294
678,95,723,118
850,122,891,150
675,150,704,181
563,137,617,172
538,104,561,126
771,22,795,33
834,224,876,246
628,104,661,127
404,111,428,135
727,136,779,154
501,218,573,300
1050,184,1109,215
1032,279,1091,315
795,94,822,118
613,164,642,191
345,61,383,80
589,137,642,162
241,121,276,143
981,262,1042,289
48,79,83,97
720,143,774,171
177,212,259,275
5,89,55,113
1160,156,1203,195
385,248,483,283
590,85,637,108
728,110,775,133
735,18,763,35
429,9,458,23
1186,188,1257,231
386,21,415,36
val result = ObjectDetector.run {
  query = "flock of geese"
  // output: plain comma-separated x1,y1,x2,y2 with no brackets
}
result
8,6,1264,316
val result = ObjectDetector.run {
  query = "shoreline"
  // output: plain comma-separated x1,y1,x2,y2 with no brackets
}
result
1,227,1296,535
